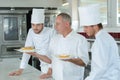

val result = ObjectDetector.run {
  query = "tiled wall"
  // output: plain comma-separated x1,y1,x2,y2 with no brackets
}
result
78,32,120,39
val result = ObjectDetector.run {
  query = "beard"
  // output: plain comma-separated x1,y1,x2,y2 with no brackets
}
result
33,29,42,34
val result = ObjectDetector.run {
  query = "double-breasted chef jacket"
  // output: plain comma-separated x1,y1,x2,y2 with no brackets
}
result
85,29,120,80
48,30,89,80
20,27,53,73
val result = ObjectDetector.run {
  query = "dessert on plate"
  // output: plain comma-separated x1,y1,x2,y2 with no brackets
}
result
21,47,34,50
58,54,70,58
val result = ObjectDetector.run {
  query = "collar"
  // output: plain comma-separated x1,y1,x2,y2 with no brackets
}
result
37,27,46,35
95,29,104,38
59,30,74,38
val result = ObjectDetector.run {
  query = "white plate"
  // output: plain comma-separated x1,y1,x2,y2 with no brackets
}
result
15,49,35,52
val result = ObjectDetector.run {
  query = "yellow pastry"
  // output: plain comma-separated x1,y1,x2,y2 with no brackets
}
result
58,54,70,58
21,47,34,50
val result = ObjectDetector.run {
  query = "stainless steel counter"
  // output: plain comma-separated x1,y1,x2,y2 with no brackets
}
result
0,58,42,80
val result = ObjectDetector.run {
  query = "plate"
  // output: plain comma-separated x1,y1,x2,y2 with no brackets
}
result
15,49,35,52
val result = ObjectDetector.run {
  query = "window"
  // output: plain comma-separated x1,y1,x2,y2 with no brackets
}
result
4,17,19,40
79,0,120,27
117,0,120,25
80,0,107,25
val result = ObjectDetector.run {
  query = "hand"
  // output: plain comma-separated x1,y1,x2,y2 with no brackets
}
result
39,73,52,79
8,69,23,76
25,52,37,56
62,58,86,66
61,58,73,62
39,68,52,79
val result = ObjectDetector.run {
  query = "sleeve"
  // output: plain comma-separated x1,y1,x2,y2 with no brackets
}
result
20,29,34,69
46,40,53,68
78,36,89,66
85,39,110,80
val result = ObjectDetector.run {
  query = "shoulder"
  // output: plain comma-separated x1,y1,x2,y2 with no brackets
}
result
72,32,87,41
28,28,33,33
44,27,52,31
43,27,53,34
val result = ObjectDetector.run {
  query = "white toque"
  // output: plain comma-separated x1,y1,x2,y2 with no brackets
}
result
31,8,45,24
78,4,101,26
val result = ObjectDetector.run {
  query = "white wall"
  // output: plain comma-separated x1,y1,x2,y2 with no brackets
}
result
0,0,62,7
71,0,79,31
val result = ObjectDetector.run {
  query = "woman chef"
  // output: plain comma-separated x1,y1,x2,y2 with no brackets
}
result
78,4,120,80
9,9,53,79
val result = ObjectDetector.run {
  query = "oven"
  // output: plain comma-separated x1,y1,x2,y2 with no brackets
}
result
0,10,28,58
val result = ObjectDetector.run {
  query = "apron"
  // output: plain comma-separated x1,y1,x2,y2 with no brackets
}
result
52,56,63,80
52,55,84,80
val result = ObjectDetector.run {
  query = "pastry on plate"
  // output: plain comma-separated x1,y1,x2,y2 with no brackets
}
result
21,47,34,50
58,54,70,58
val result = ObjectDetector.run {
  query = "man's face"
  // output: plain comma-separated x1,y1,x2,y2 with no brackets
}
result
32,23,43,34
54,16,66,34
83,26,95,37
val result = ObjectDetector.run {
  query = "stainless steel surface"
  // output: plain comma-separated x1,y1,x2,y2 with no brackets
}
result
0,10,27,58
0,58,41,80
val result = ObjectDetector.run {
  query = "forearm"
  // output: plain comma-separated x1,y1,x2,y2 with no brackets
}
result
34,53,51,64
68,58,86,66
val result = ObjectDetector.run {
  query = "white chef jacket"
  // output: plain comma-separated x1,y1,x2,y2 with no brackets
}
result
48,30,89,80
85,29,120,80
20,27,53,73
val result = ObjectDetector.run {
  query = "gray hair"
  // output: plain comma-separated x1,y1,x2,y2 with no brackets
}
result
57,13,71,26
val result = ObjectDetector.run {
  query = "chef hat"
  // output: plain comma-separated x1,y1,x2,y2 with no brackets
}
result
78,4,101,26
31,8,45,24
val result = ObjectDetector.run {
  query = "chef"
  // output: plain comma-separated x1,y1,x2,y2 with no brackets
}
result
9,8,53,78
48,13,89,80
78,4,120,80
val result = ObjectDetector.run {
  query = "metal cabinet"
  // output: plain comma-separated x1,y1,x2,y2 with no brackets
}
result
0,10,28,58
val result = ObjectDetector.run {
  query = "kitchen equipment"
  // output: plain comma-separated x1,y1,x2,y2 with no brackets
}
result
0,10,28,58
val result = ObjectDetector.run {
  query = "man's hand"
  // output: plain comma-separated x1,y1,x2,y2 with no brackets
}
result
26,52,36,56
40,73,52,79
9,69,23,76
39,68,52,79
61,58,73,62
61,58,86,66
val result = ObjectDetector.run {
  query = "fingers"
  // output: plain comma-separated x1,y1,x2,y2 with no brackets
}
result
9,72,16,76
8,70,21,76
39,73,51,79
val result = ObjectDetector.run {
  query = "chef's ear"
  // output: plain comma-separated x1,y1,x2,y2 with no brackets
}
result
65,21,70,27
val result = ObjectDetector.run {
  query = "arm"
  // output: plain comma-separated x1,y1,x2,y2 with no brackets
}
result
20,29,34,69
26,52,51,64
9,29,33,76
62,58,86,66
24,28,52,64
63,37,89,66
85,39,110,80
